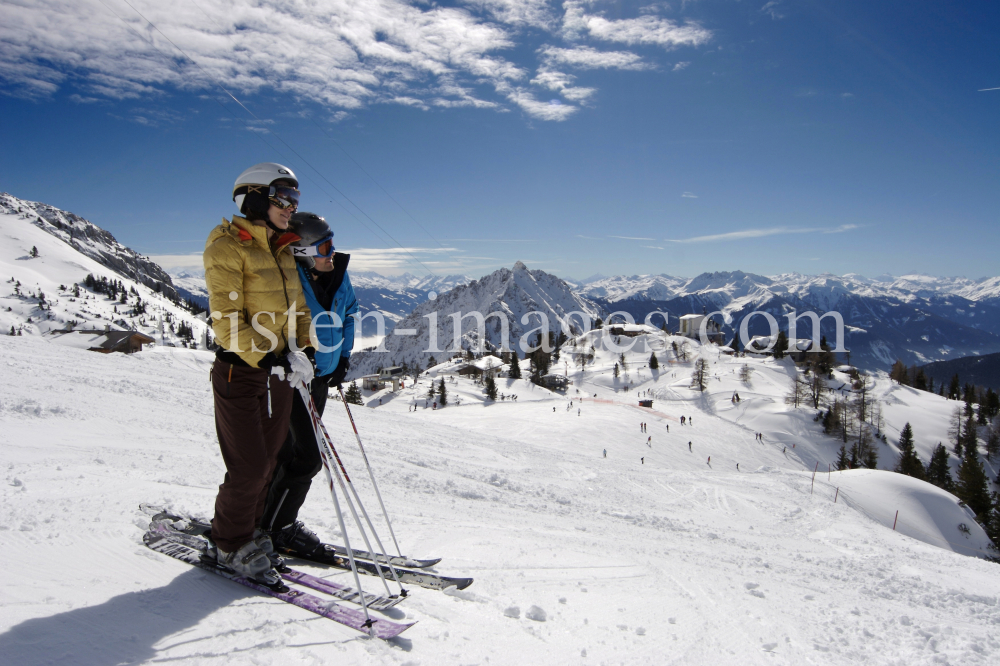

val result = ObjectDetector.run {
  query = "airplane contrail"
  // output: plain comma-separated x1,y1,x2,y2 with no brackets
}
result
979,87,1000,91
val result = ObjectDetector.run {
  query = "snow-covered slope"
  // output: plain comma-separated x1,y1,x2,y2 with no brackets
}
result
350,261,600,375
3,326,999,664
1,193,177,300
0,198,209,347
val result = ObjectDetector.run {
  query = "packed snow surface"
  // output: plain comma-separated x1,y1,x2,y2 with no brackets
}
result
2,332,1000,665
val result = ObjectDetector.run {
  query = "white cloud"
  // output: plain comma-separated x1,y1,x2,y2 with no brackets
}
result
460,0,558,29
506,88,578,121
530,67,596,102
563,1,712,49
0,0,518,109
673,61,690,71
760,1,784,20
610,235,656,240
538,45,650,70
665,224,860,243
681,191,698,198
0,0,710,121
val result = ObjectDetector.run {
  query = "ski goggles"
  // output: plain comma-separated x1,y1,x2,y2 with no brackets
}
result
267,185,300,210
291,236,335,258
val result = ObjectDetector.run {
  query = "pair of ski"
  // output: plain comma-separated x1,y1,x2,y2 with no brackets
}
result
143,522,413,639
141,505,472,590
142,505,473,639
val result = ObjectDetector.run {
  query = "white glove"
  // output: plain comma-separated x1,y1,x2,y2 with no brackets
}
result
286,350,314,387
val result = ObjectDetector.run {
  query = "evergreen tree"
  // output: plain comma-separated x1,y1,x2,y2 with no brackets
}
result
948,374,961,400
983,492,1000,554
894,423,925,479
619,352,628,372
956,435,991,519
509,353,522,379
963,384,976,417
925,443,954,491
343,381,363,405
913,368,928,391
437,377,448,406
427,355,437,370
649,353,659,370
836,444,850,470
613,362,620,379
484,373,498,401
29,246,38,258
862,437,879,469
890,359,909,385
961,416,979,456
985,425,1000,461
773,330,788,359
8,326,14,336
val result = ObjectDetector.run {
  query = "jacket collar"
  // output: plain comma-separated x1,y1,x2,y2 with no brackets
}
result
228,216,300,250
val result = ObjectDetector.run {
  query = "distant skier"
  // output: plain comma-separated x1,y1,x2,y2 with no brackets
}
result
578,408,581,416
603,448,607,458
707,456,711,465
689,417,693,426
647,436,651,446
688,441,692,452
666,425,669,433
641,457,644,465
736,463,739,471
681,416,686,425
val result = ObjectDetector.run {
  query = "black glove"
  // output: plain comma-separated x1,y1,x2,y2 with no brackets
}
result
257,352,280,369
326,357,349,388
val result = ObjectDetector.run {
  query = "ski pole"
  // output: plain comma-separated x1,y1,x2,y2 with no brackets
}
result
338,385,403,558
311,390,405,593
299,385,404,596
306,397,375,634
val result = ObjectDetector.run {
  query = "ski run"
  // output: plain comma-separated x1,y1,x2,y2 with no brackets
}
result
3,328,1000,664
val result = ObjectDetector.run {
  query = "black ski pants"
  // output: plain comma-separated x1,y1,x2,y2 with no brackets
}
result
210,360,293,553
260,375,330,533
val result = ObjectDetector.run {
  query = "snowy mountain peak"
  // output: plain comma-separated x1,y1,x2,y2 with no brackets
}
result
350,262,599,374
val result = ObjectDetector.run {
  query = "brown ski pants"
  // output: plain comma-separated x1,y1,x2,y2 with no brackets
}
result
210,360,293,553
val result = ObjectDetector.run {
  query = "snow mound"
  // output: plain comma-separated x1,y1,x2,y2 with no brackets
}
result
832,469,994,558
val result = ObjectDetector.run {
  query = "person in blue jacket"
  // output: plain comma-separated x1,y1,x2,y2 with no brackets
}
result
261,212,358,558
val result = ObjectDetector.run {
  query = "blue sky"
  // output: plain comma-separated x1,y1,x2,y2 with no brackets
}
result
1,0,997,281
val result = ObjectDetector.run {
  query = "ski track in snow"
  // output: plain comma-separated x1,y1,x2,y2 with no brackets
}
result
2,334,999,665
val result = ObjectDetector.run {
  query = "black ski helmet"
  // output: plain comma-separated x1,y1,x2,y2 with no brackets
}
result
288,212,334,269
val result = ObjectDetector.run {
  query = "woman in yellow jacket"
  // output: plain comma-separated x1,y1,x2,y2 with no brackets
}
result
203,162,315,586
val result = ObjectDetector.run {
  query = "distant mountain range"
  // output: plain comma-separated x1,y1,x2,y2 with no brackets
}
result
5,191,999,374
570,271,1000,371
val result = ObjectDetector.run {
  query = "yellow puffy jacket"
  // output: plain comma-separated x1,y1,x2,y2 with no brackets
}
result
204,215,313,367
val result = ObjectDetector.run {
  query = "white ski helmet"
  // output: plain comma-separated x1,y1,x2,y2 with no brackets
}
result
232,162,299,212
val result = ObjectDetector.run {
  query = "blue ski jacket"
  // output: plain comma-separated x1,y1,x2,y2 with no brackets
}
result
296,256,358,377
